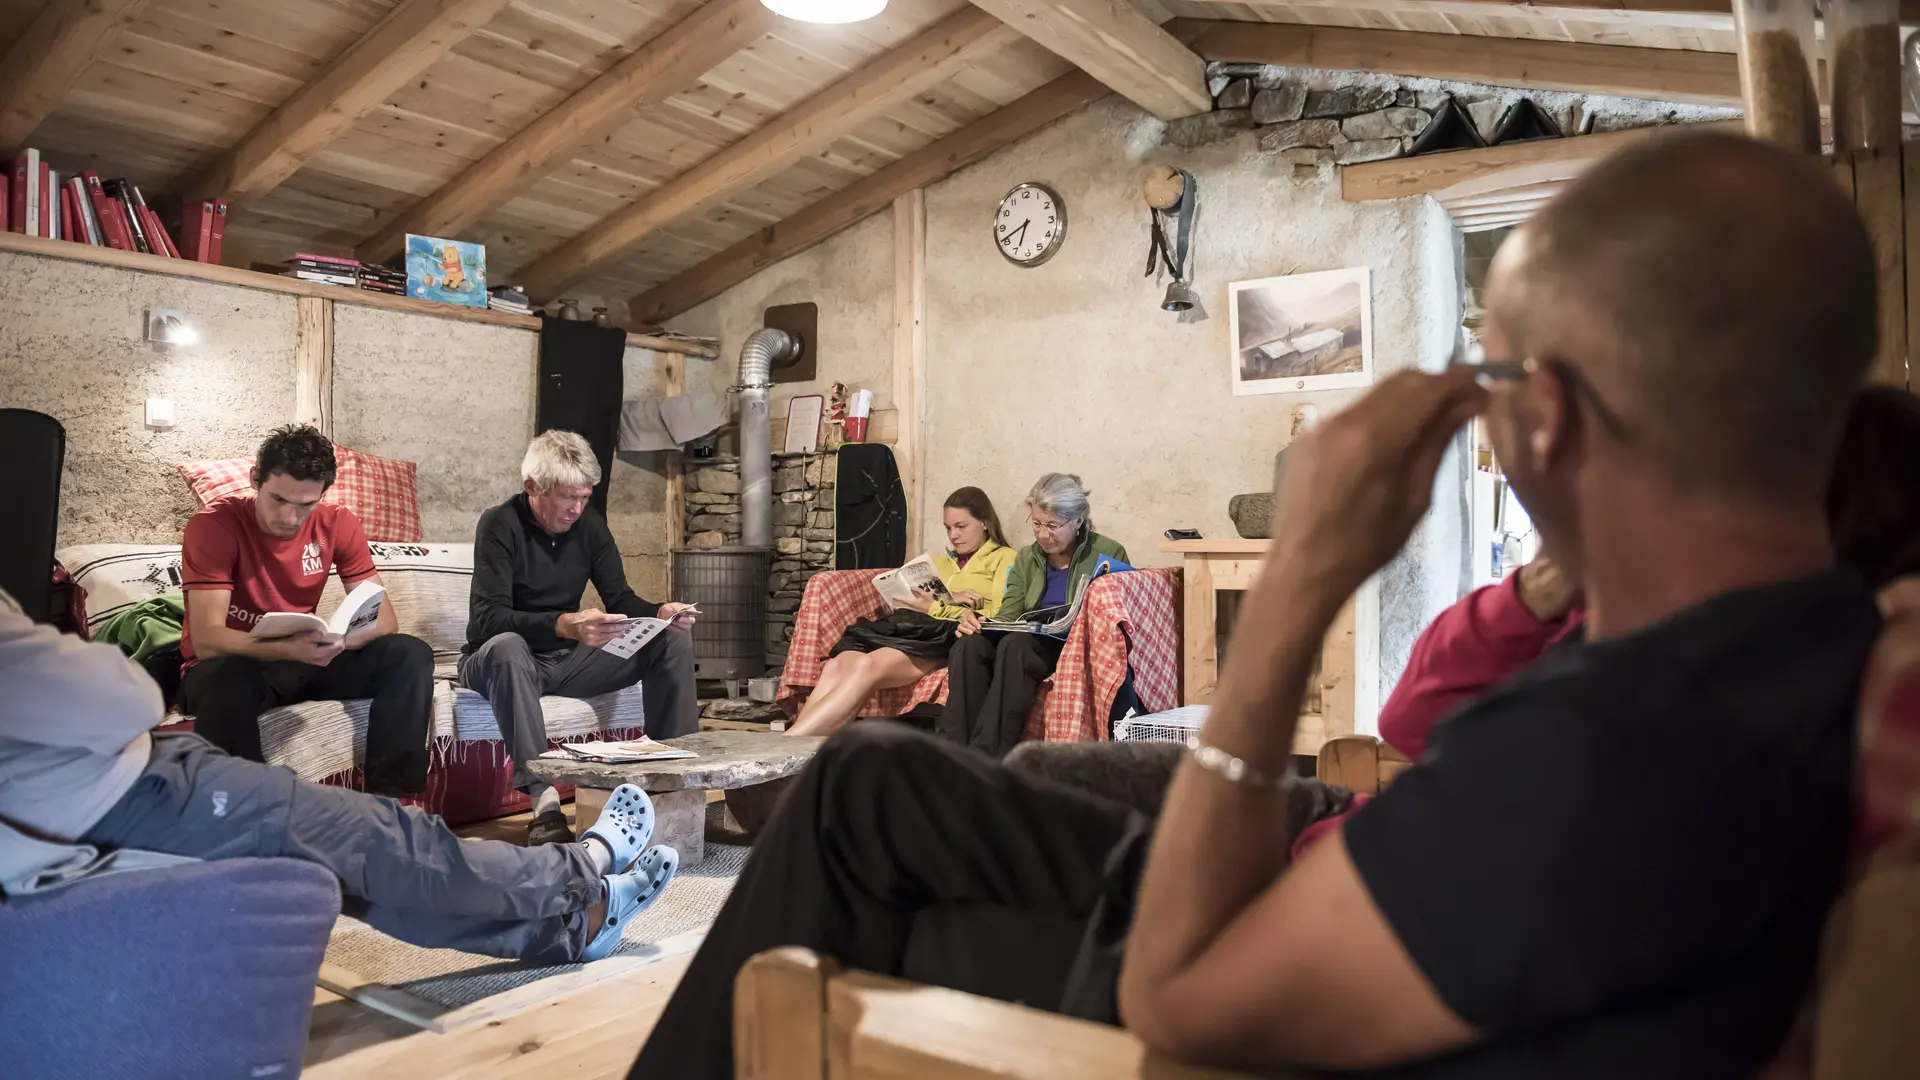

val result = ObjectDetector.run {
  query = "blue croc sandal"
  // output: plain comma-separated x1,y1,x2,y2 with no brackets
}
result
581,844,680,962
580,784,654,874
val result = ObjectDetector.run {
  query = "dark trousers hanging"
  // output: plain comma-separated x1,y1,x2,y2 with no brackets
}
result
535,317,626,514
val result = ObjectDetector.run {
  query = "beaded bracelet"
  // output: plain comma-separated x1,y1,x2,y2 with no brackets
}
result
1185,735,1289,791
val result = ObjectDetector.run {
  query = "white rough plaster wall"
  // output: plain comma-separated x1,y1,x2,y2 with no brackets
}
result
669,211,894,416
665,97,1476,724
0,252,298,544
332,306,538,544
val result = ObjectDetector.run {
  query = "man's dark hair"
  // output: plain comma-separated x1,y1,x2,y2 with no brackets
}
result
253,424,337,488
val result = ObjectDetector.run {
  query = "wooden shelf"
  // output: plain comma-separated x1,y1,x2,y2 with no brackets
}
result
1160,538,1271,554
0,231,717,357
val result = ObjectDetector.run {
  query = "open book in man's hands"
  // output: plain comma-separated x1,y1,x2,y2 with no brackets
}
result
872,554,950,609
249,580,385,643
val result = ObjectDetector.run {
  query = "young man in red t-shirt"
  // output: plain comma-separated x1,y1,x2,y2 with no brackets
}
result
179,425,433,795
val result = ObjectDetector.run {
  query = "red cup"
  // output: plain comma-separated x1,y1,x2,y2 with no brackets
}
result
844,415,868,443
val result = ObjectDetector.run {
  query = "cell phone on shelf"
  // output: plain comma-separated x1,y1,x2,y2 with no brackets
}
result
1164,528,1202,541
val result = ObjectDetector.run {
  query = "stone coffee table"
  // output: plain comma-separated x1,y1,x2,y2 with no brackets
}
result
525,730,823,864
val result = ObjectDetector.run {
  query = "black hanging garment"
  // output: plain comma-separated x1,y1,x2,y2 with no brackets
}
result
834,445,906,570
0,409,66,623
535,316,626,514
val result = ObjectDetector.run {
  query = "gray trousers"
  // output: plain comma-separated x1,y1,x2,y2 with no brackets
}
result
82,733,600,963
459,630,700,790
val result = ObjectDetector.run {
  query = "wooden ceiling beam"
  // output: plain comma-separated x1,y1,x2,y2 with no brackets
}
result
1176,18,1741,105
0,0,152,155
355,0,778,264
1176,0,1920,31
1340,119,1743,204
630,70,1108,324
185,0,512,207
514,6,1019,303
965,0,1209,120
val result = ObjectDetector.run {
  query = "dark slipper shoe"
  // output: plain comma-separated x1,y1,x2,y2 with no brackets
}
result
526,808,575,846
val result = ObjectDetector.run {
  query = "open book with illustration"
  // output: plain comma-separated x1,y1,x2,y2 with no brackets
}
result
872,554,951,609
540,737,695,764
982,555,1133,637
249,580,385,643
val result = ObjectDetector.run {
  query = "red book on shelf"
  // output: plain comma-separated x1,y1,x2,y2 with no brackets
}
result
35,159,50,238
144,206,179,258
13,151,34,236
207,199,228,264
0,172,8,233
181,199,214,261
59,186,77,243
82,172,131,250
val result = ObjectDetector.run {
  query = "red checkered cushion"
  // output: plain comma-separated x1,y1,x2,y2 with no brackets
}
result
177,444,421,542
335,446,422,542
777,565,1183,745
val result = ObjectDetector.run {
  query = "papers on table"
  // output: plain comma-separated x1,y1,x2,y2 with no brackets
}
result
539,738,696,764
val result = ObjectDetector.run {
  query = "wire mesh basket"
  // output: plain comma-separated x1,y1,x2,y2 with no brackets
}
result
1113,704,1210,743
672,547,770,680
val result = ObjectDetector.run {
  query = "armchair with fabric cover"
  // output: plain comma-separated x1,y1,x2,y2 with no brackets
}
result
777,567,1183,743
1,857,340,1080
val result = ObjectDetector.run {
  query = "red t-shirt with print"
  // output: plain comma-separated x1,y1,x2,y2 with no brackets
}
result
179,495,378,664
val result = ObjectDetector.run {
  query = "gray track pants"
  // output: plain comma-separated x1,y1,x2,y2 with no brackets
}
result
459,630,700,790
83,733,601,963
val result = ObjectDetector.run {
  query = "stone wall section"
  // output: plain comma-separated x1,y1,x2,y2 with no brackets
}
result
682,452,838,668
1166,62,1740,166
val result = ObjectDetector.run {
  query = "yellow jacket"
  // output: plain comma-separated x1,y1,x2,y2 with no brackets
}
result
927,540,1017,621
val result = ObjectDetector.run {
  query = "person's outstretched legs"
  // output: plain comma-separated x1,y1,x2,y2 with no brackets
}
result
83,733,618,963
628,721,1138,1079
787,649,940,737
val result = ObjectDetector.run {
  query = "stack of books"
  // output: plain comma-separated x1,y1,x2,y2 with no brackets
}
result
282,252,360,287
6,147,223,261
357,263,405,296
488,286,532,315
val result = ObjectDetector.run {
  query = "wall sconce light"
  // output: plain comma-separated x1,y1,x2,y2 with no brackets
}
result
145,308,198,346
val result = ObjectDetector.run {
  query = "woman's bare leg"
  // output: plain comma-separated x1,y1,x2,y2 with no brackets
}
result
786,648,939,737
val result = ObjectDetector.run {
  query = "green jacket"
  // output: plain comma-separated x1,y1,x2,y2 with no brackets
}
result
94,594,186,663
997,530,1129,619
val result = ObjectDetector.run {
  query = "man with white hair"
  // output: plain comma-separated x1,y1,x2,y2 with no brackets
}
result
462,431,700,846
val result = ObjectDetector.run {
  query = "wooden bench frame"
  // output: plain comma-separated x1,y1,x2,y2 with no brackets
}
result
731,736,1408,1080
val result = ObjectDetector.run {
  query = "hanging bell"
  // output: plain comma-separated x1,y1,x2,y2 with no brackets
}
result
1161,279,1197,313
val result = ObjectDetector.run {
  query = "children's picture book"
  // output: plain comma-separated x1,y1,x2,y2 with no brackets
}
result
249,580,385,643
541,737,695,764
600,616,671,660
872,554,950,609
405,234,487,308
981,555,1133,637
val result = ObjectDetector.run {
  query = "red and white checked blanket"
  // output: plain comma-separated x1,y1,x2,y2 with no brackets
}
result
778,566,1183,743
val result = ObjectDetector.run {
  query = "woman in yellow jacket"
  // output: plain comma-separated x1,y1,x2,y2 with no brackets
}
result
786,488,1017,737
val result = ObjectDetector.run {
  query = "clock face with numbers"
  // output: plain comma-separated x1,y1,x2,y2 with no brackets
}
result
994,183,1066,267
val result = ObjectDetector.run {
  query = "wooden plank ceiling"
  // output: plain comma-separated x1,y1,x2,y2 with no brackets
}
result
0,0,1758,320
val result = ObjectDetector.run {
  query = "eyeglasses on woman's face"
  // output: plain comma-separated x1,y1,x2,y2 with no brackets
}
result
1028,517,1073,536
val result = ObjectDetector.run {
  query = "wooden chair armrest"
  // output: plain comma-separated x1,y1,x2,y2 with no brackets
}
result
736,947,1265,1080
1315,735,1413,795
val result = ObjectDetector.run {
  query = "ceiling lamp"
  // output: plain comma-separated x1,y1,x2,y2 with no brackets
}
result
760,0,887,24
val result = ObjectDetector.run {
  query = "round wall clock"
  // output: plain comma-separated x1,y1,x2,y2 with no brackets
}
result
994,182,1066,267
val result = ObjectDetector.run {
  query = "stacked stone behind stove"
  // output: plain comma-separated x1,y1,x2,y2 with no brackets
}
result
683,452,837,669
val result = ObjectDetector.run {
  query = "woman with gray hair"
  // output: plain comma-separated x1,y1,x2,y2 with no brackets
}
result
940,472,1129,756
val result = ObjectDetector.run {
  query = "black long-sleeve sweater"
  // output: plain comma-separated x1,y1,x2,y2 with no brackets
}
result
464,494,659,655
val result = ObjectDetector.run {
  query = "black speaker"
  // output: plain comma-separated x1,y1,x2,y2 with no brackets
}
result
0,409,65,622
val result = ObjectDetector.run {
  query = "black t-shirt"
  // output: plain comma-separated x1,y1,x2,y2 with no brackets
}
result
1345,572,1878,1080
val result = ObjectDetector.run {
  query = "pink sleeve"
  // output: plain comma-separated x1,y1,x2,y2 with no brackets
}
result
1376,574,1581,761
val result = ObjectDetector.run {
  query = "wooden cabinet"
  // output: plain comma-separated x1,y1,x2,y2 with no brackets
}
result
1161,540,1356,757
